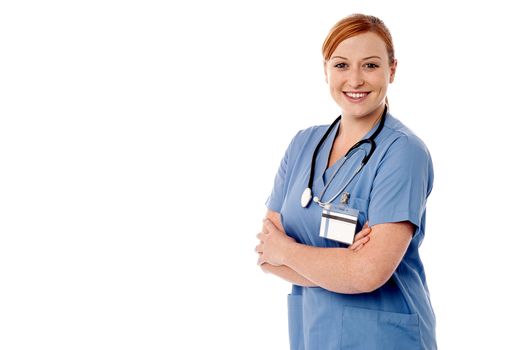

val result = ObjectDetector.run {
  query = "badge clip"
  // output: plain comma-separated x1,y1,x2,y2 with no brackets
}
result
340,192,350,204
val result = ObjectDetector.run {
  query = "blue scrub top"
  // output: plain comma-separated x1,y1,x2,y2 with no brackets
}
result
266,112,437,350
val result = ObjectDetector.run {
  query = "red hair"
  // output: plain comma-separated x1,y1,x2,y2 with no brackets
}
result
322,14,395,64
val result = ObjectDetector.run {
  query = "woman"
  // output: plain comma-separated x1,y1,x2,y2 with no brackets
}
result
255,14,437,350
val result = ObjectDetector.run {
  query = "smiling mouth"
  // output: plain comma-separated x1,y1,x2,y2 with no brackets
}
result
344,91,370,101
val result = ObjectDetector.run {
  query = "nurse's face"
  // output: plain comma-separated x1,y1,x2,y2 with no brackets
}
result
324,32,397,121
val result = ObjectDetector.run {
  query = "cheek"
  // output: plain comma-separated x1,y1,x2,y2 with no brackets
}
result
329,83,343,98
326,77,337,92
327,75,344,91
371,74,390,90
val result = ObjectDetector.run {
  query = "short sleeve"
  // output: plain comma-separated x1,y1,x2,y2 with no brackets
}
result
368,135,433,231
265,133,298,212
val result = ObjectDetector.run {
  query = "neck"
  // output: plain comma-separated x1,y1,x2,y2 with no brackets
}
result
337,106,385,142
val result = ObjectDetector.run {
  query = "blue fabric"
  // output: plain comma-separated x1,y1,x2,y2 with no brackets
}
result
266,112,437,350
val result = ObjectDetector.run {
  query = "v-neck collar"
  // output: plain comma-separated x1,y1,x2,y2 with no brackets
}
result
316,114,387,188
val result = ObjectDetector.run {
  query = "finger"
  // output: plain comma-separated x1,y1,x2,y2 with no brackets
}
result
353,228,371,241
363,221,369,229
352,243,364,252
256,232,267,241
353,226,372,241
349,236,370,250
257,256,265,266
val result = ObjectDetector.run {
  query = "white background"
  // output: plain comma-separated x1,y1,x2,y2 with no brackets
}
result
1,1,525,349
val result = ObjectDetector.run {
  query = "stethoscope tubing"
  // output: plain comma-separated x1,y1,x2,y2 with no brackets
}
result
302,105,387,208
314,148,366,207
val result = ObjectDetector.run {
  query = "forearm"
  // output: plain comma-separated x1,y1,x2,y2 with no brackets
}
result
283,223,413,294
284,242,370,294
260,263,318,287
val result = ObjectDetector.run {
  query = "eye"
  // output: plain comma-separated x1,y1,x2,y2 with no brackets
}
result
334,62,348,69
364,63,379,69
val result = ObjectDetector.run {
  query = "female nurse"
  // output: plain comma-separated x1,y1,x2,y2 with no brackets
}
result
255,14,437,350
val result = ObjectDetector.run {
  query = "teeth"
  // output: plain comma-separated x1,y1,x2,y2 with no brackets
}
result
345,92,367,99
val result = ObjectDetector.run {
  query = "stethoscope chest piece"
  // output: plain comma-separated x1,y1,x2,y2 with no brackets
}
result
301,187,312,208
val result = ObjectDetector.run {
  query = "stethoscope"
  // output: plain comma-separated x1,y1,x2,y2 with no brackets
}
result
300,105,387,208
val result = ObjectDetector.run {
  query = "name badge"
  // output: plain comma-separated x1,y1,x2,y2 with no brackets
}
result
319,204,358,245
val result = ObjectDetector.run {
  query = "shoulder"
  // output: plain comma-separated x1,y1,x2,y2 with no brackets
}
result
295,123,331,140
380,112,432,162
372,113,434,190
288,122,332,149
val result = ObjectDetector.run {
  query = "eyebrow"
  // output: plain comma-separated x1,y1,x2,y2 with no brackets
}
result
330,55,382,61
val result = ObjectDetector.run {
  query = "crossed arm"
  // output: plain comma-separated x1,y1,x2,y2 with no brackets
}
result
256,209,413,294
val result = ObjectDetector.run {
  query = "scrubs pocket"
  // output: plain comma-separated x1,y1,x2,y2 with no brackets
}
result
287,294,304,350
340,306,421,350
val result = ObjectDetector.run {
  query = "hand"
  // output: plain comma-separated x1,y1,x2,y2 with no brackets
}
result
255,219,296,267
348,222,371,252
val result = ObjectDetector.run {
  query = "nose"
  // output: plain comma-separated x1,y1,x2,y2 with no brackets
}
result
346,69,364,89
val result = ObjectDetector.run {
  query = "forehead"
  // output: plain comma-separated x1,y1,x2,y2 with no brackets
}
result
330,32,388,60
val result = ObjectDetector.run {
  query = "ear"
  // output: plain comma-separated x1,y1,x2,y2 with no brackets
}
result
323,61,328,83
389,59,398,83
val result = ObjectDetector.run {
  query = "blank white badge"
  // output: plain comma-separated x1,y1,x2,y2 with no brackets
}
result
319,205,359,245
